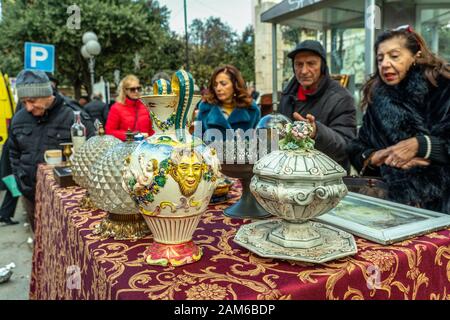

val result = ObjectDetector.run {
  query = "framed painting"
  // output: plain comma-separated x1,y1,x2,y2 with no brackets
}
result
315,192,450,245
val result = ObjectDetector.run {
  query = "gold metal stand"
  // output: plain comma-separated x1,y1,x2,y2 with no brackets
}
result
79,193,96,210
93,213,150,240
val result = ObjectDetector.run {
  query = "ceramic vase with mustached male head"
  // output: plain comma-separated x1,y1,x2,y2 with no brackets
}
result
122,70,220,267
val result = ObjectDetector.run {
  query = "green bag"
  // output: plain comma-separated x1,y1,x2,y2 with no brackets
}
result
2,175,22,198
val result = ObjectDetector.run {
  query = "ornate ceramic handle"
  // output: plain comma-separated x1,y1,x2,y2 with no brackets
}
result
153,79,172,95
171,70,194,133
294,184,348,206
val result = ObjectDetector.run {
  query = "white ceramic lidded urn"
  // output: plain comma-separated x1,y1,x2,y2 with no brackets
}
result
122,70,220,267
235,121,357,263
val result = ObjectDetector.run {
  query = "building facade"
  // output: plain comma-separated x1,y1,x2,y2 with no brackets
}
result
255,0,450,108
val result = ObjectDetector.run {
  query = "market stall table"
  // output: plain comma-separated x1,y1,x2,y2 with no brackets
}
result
30,165,450,300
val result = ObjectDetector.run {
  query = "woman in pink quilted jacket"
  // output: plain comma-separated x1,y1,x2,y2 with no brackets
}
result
105,75,155,141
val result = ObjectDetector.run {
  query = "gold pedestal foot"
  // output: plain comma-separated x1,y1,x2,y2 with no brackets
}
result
93,213,150,240
80,193,96,210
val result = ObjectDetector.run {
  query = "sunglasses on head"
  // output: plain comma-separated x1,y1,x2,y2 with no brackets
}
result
126,86,142,93
393,24,414,33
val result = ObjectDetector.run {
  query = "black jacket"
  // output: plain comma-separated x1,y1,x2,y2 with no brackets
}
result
348,67,450,213
0,138,13,190
8,93,95,200
84,99,109,125
279,75,356,170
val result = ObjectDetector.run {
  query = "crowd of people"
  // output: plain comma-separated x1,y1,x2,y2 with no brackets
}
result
1,25,449,229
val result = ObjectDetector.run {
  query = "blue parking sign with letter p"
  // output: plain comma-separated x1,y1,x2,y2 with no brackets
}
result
24,42,55,73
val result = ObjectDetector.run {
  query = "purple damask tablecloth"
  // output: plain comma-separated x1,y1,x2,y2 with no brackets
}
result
30,165,450,300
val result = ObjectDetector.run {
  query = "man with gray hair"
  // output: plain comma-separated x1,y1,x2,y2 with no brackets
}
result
8,70,95,228
279,40,356,171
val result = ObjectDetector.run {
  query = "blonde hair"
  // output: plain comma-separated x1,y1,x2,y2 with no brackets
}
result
117,74,140,104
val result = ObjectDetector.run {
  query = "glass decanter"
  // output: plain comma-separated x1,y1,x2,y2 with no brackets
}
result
71,110,86,154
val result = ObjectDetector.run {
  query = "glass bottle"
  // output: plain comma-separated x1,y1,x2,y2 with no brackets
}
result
71,110,86,154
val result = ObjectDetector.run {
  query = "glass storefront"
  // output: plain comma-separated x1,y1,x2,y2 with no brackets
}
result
329,28,365,104
262,0,450,112
418,7,450,61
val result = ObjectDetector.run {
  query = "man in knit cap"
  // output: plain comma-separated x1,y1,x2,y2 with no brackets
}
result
8,70,95,228
279,40,356,171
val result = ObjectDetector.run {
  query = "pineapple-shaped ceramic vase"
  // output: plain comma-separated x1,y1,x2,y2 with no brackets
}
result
71,125,121,209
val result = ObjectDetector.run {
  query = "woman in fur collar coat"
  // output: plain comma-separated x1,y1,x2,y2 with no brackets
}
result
196,65,261,142
348,26,450,213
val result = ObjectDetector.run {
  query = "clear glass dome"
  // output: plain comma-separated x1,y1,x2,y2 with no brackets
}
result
256,112,292,154
256,112,292,132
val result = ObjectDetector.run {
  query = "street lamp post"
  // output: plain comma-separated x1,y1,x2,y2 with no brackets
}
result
184,0,189,71
81,31,101,98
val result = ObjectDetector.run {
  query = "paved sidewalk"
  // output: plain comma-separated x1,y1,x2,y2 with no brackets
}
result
0,192,33,300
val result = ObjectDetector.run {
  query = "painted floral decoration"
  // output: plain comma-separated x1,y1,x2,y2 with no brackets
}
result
151,111,176,132
279,121,315,151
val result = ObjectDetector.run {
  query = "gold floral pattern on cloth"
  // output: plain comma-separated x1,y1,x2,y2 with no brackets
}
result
186,283,229,300
30,165,450,300
360,250,396,272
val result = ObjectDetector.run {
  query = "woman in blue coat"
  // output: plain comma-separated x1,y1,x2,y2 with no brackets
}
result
196,65,260,142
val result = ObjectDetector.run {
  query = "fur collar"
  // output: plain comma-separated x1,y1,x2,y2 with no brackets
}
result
370,67,431,143
375,66,429,108
362,67,450,211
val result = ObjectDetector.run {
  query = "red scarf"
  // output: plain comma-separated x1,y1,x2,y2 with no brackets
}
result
297,85,315,101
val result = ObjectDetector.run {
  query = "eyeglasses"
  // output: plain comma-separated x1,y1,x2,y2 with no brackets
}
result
126,86,142,93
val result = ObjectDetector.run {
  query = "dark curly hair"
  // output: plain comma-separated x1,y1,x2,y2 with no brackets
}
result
361,26,450,109
204,65,253,108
